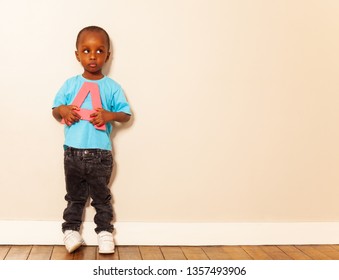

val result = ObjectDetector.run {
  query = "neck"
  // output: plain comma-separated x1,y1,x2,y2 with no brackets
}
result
82,71,104,80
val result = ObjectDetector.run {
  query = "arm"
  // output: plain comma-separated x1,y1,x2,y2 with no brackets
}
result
90,108,131,127
52,105,81,126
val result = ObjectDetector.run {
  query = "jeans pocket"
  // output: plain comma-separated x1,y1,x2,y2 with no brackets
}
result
64,151,72,165
100,152,113,169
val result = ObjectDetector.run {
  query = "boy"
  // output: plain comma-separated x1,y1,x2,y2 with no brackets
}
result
52,26,131,254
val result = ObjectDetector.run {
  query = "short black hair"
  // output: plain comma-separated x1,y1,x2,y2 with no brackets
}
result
76,26,110,50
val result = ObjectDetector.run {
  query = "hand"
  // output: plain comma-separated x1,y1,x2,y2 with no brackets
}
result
90,108,110,127
59,105,81,126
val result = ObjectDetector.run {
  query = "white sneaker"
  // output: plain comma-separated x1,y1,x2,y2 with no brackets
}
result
63,230,84,253
98,231,115,254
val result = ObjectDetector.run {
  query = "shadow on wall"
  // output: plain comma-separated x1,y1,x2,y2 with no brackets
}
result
109,108,134,225
106,39,135,224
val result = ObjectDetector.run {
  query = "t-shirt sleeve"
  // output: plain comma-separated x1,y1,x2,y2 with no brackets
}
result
52,80,70,109
111,86,131,115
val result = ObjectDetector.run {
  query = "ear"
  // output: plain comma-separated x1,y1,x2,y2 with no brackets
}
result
75,50,80,62
105,51,111,63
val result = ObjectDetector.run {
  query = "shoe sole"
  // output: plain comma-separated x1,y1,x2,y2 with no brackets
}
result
98,249,115,254
67,241,83,253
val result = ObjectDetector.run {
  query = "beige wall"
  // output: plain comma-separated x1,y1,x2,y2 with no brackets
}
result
1,0,339,225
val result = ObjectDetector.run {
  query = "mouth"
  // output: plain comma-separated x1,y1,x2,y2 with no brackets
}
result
88,63,97,68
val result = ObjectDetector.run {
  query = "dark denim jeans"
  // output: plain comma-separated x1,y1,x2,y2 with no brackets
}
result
62,147,114,234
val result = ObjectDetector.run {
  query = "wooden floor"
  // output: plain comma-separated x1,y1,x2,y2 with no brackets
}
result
2,245,339,260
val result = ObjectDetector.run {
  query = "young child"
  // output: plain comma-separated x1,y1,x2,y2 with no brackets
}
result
52,26,131,254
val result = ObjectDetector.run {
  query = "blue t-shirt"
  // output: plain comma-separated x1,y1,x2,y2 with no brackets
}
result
53,75,131,150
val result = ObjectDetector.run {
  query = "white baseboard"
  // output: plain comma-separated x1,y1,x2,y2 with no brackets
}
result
1,221,339,246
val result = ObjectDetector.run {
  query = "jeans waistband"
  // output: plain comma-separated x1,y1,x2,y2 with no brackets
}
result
65,147,111,157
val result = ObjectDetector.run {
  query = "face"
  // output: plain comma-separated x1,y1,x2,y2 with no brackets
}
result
75,31,110,80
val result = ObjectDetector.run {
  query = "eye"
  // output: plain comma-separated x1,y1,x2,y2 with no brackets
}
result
83,49,90,54
96,49,104,54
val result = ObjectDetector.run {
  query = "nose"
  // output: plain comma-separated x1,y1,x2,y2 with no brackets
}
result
90,51,97,60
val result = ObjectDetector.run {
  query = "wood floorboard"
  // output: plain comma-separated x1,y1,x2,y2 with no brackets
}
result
28,245,53,260
260,245,292,260
73,246,97,260
309,245,339,260
1,245,339,260
201,246,233,260
5,246,32,260
139,246,164,260
181,246,209,260
0,245,10,260
241,246,272,260
277,245,312,260
295,245,332,260
118,246,142,260
50,245,74,260
221,246,253,260
330,245,339,251
161,246,186,260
